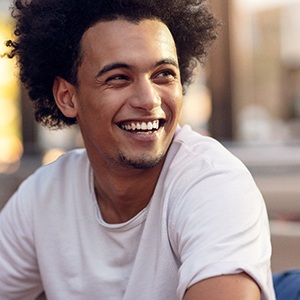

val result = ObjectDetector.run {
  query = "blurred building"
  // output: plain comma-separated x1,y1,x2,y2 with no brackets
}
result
230,0,300,143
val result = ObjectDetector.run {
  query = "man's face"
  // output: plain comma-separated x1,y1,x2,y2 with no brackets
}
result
73,18,182,169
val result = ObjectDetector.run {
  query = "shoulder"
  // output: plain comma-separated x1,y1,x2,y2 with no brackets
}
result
165,125,252,190
39,148,88,172
2,148,92,229
163,125,265,229
170,125,245,171
16,148,90,200
33,148,88,181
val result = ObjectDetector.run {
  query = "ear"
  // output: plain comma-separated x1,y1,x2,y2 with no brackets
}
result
52,77,78,118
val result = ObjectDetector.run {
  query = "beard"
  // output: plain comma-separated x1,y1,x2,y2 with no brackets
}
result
117,150,166,169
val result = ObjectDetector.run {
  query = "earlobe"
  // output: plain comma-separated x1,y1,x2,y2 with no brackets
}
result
53,77,78,118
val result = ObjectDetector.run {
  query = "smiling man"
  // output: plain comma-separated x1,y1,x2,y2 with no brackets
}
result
0,0,275,299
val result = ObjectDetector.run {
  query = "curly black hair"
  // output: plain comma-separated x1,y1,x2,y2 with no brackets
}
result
5,0,220,128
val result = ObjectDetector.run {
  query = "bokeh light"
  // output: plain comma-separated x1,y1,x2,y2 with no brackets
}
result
0,16,23,173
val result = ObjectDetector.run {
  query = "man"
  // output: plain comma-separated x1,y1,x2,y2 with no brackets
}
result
0,0,275,299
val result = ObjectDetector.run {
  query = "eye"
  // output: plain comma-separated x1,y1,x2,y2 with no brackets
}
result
153,69,177,84
156,70,175,78
105,74,130,87
106,74,129,83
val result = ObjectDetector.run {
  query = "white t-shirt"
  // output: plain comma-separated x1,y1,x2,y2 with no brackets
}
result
0,125,275,299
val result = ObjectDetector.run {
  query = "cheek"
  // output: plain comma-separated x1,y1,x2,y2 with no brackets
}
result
169,87,183,113
159,95,182,126
76,89,112,119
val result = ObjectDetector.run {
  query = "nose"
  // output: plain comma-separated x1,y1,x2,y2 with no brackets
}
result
129,77,161,111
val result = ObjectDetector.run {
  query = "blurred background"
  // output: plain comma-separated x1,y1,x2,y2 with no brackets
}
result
1,0,300,273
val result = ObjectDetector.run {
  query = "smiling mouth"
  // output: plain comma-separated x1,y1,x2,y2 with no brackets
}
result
118,119,165,133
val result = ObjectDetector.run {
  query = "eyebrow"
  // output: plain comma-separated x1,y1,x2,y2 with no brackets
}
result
96,63,132,78
95,58,179,78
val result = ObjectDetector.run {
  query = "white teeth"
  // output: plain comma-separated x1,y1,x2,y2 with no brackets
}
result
121,120,160,131
141,122,147,130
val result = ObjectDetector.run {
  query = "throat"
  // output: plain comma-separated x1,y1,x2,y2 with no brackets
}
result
92,162,162,224
96,194,150,224
94,180,153,224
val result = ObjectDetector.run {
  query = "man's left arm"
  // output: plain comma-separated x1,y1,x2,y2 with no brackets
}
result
184,272,260,300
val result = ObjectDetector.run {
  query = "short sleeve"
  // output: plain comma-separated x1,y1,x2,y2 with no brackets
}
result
168,166,273,299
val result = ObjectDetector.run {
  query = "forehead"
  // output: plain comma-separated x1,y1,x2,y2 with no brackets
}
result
80,18,178,67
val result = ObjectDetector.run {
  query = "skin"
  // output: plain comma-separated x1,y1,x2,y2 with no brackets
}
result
184,273,260,300
53,18,261,298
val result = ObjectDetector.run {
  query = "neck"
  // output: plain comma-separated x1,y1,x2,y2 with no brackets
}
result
93,161,163,224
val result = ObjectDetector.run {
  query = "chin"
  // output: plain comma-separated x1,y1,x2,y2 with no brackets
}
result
118,151,165,169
